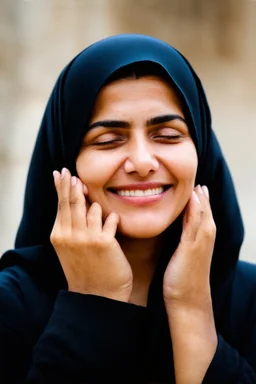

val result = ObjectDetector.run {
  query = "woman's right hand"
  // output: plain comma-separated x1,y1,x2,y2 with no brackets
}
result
50,168,133,302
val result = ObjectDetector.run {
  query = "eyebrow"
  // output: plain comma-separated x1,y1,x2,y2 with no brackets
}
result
88,114,186,130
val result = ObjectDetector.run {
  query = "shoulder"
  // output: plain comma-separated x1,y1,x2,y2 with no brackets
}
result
219,260,256,369
229,260,256,317
0,263,35,314
0,253,55,340
225,260,256,344
231,260,256,323
233,260,256,295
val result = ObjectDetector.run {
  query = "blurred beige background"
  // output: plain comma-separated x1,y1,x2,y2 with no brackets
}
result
0,0,255,262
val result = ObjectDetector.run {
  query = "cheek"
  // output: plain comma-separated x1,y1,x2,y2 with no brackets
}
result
162,145,198,183
77,153,102,185
76,151,119,189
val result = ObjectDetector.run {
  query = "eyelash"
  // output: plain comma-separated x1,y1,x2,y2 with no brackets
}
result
93,135,182,146
154,135,182,140
93,139,125,146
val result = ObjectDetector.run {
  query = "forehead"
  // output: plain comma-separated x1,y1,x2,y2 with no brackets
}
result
90,76,184,118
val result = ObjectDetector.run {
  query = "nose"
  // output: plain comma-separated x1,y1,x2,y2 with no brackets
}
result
124,138,159,177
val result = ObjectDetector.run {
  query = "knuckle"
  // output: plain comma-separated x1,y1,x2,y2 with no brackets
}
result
203,223,216,240
58,198,69,210
50,232,62,246
50,229,73,248
49,233,55,245
204,231,212,241
69,193,80,207
69,198,77,207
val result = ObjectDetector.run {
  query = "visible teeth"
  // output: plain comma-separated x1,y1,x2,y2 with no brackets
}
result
117,187,164,197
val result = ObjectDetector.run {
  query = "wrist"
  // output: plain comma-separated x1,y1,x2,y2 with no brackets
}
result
164,290,212,312
166,300,217,353
68,285,131,303
166,301,217,384
166,297,214,323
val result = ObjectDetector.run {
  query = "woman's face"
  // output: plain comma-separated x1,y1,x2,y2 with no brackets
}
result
76,75,198,238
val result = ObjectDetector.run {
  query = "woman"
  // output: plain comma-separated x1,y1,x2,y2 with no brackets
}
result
0,34,255,383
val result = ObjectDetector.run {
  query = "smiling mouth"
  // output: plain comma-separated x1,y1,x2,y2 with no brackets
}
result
108,185,172,197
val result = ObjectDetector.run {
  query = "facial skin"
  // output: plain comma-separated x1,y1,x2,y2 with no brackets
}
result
76,76,198,239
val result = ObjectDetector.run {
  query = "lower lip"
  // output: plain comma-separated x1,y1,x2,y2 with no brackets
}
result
108,188,171,206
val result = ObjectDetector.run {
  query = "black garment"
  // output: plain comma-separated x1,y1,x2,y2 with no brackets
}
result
0,249,255,383
0,34,255,383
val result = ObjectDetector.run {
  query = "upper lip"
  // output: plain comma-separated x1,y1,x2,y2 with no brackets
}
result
108,182,172,191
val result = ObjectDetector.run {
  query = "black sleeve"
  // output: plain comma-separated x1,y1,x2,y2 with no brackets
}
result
202,333,256,383
202,261,256,383
25,291,147,383
203,335,256,384
0,258,147,383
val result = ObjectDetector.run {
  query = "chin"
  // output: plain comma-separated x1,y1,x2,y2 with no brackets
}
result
117,218,173,239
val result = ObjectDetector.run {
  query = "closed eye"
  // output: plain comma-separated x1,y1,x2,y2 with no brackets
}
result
93,138,125,146
154,135,182,140
93,135,182,146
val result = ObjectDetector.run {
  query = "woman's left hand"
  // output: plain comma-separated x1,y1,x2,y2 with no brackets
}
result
163,185,217,384
163,184,216,308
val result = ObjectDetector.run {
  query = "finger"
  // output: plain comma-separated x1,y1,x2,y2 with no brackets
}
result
181,188,202,242
83,184,88,195
194,184,207,221
53,169,61,191
197,185,213,224
82,184,91,215
86,202,103,231
202,185,209,199
102,212,119,237
70,176,87,230
54,168,72,229
51,171,61,242
78,182,90,217
194,184,204,206
198,185,216,244
51,171,61,237
201,185,212,218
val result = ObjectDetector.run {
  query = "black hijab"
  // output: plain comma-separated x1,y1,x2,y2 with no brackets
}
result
2,34,244,321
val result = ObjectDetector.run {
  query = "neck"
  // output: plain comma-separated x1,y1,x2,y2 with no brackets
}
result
117,234,162,264
116,234,164,306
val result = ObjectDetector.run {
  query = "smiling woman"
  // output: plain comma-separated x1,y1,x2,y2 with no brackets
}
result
76,70,198,239
0,34,255,383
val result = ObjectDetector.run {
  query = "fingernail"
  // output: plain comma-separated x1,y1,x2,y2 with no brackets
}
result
83,184,88,194
71,176,77,187
61,168,66,179
198,185,203,194
192,190,200,203
53,170,57,179
202,185,209,197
